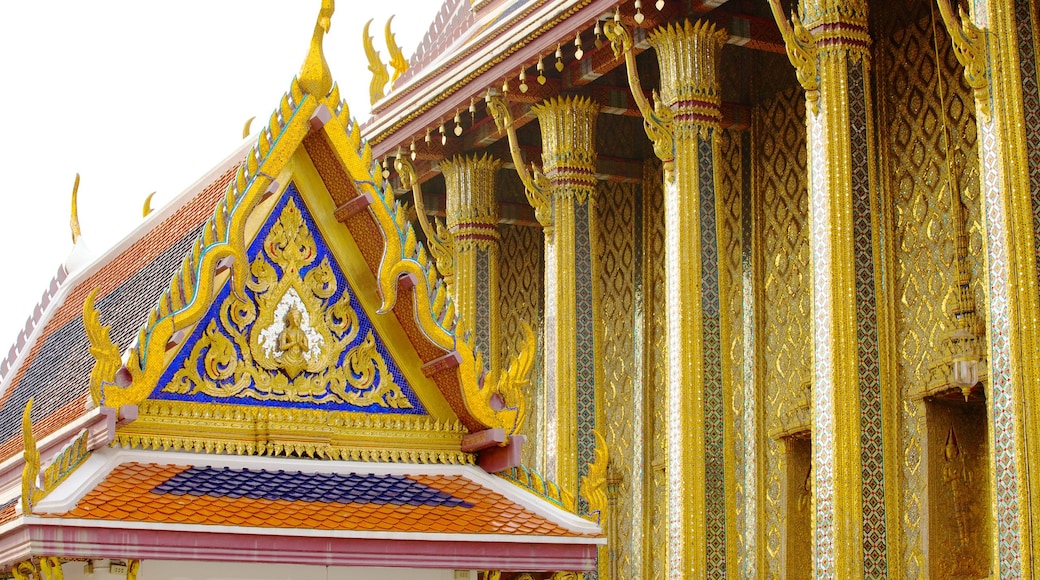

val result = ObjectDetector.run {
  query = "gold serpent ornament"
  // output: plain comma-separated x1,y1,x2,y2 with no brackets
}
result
385,16,409,90
163,197,411,409
364,18,390,105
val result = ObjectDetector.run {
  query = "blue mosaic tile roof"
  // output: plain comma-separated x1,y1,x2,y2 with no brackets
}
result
151,466,472,507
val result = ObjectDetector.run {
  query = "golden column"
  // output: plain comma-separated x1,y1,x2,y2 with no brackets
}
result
441,154,503,378
769,0,897,577
486,97,608,576
530,96,602,502
936,0,1040,574
607,17,734,578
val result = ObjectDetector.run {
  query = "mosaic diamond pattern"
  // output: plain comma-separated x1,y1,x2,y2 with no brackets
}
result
754,86,810,579
698,132,727,579
848,62,889,578
475,247,492,365
573,200,597,518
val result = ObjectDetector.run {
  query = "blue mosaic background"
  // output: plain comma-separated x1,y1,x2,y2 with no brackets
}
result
151,184,426,413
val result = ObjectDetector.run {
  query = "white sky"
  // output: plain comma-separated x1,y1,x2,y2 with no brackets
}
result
0,1,442,353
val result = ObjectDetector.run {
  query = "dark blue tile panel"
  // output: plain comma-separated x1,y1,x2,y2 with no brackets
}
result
151,466,473,507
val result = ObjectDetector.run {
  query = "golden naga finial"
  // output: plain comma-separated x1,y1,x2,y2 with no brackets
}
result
142,192,156,218
484,92,552,231
364,19,390,105
603,15,675,171
579,430,609,525
299,0,335,97
69,173,82,244
84,287,123,409
242,116,256,139
766,0,819,114
385,16,409,91
491,320,536,438
21,399,43,514
454,321,534,437
396,154,455,289
935,0,990,119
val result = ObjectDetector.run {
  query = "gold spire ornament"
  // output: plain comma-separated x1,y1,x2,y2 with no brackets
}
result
69,173,81,244
364,19,390,105
385,16,409,90
299,0,335,98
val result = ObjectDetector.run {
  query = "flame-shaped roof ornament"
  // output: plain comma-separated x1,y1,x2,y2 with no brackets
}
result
299,0,335,97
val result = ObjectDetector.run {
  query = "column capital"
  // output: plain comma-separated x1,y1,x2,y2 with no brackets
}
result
648,20,727,130
441,153,502,239
799,0,869,55
532,96,599,202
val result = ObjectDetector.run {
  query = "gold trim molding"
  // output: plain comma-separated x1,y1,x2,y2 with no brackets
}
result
117,400,472,464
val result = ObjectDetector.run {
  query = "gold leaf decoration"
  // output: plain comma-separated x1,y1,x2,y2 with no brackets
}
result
162,196,411,410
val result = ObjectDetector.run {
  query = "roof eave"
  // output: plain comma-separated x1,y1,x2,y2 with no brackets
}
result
9,520,600,570
363,0,619,157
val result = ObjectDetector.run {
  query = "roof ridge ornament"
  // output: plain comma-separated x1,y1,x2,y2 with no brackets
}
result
385,16,409,91
364,19,390,105
299,0,335,98
69,173,81,244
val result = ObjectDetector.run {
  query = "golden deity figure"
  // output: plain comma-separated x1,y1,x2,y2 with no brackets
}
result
277,306,310,379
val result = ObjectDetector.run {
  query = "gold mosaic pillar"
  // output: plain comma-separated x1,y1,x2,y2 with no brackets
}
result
938,0,1040,574
650,21,732,579
769,0,899,576
442,154,503,378
604,17,738,577
531,97,602,508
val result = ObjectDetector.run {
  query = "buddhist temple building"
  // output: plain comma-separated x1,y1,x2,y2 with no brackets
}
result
1,0,1039,577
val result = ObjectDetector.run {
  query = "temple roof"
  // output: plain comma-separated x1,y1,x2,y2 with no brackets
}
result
39,452,591,539
0,2,597,572
0,448,601,570
0,149,247,464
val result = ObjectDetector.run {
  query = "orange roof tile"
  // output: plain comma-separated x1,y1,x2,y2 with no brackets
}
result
49,462,585,537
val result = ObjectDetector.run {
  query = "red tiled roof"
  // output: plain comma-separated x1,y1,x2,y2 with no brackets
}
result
49,462,585,537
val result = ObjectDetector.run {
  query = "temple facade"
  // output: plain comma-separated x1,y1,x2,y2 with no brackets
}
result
362,0,1040,577
0,0,1038,578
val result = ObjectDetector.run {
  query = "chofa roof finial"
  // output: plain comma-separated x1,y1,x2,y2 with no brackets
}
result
69,173,82,244
299,0,335,97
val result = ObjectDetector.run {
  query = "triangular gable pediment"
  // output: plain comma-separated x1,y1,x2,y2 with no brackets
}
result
88,75,520,463
150,182,427,415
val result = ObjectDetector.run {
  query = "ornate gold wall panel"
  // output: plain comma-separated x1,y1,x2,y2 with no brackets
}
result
752,85,810,579
717,128,747,578
875,11,984,578
642,157,668,580
597,179,638,579
925,399,991,578
498,224,544,470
